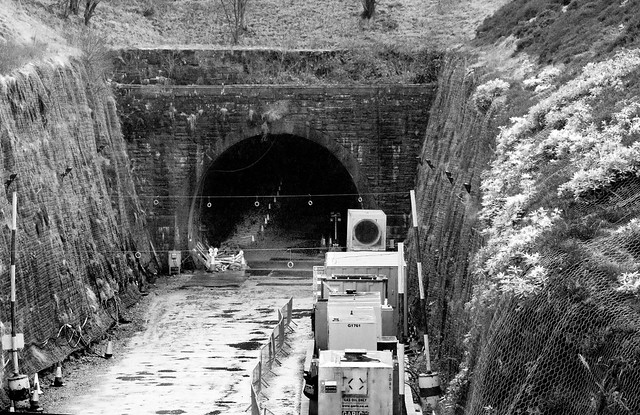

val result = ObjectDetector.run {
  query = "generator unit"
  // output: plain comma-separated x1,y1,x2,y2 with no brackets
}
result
346,210,387,252
314,290,395,352
327,293,382,350
317,349,394,415
324,251,405,310
303,210,425,415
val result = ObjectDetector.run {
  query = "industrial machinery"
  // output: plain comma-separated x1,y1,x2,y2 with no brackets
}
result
303,210,425,415
346,209,387,252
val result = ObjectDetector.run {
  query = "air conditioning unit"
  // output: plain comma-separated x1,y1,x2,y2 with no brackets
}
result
346,209,386,251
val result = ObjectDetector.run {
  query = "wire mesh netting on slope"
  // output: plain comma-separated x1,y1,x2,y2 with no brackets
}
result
0,58,155,394
462,185,640,414
446,52,640,415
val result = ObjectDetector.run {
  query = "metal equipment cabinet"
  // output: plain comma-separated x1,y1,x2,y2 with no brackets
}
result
168,250,181,275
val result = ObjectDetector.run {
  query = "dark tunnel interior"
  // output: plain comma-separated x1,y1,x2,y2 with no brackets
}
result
199,134,362,248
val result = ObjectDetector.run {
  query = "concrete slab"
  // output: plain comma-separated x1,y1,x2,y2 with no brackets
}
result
43,273,313,415
180,270,248,288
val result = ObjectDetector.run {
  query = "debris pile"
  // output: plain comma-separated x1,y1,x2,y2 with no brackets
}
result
206,247,247,272
193,242,247,272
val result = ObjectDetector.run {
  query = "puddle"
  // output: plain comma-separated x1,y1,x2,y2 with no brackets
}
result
202,367,243,372
158,369,177,373
116,376,146,381
256,320,279,325
156,410,185,414
228,341,262,350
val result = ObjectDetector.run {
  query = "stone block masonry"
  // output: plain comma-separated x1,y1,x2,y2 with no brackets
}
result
115,81,436,256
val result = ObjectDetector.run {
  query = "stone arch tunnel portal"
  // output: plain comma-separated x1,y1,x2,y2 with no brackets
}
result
196,134,367,250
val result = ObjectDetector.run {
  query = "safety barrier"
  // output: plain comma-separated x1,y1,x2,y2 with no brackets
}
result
249,297,295,415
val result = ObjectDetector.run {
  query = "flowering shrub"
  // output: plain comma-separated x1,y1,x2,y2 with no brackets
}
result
475,49,640,304
523,65,562,93
472,78,510,114
475,207,561,299
617,271,640,294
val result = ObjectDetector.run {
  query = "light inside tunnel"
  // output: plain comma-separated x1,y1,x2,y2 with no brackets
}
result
199,134,361,248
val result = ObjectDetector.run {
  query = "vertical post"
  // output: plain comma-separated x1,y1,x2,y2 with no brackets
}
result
424,334,432,372
10,191,19,374
410,190,430,340
397,242,408,339
410,190,425,301
398,342,405,397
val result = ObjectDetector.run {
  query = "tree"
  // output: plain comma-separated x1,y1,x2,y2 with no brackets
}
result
58,0,80,18
219,0,249,44
84,0,100,25
69,0,80,15
361,0,375,19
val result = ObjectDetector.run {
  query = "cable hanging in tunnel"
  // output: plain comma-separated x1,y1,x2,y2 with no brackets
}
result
138,191,410,200
207,137,277,173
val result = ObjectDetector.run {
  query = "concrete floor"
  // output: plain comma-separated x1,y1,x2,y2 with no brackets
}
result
43,271,313,415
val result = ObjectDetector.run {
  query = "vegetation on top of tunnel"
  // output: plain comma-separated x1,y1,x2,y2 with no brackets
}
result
475,0,640,66
236,45,445,85
113,45,444,86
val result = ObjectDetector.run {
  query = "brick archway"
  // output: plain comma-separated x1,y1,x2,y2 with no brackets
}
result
186,120,376,247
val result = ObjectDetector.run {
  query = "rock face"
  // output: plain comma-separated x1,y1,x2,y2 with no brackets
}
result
0,58,155,394
407,55,498,383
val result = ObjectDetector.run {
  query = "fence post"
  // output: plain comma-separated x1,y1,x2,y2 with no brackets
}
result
257,359,262,394
269,332,274,363
279,313,285,349
251,384,261,415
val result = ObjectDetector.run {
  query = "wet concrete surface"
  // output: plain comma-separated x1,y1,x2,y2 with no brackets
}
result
43,271,313,415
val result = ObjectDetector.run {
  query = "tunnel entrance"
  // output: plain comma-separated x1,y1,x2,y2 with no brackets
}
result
198,134,363,251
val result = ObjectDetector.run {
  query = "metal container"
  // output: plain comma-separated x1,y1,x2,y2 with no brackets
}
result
320,274,388,302
7,373,30,401
418,372,441,408
318,350,394,415
168,250,181,275
324,251,403,310
327,293,382,351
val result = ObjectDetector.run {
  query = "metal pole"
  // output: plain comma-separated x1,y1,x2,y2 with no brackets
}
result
410,190,425,301
10,191,19,374
410,190,430,341
424,334,432,372
398,242,408,340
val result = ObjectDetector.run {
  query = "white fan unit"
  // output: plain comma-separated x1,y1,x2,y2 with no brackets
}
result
346,209,387,251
